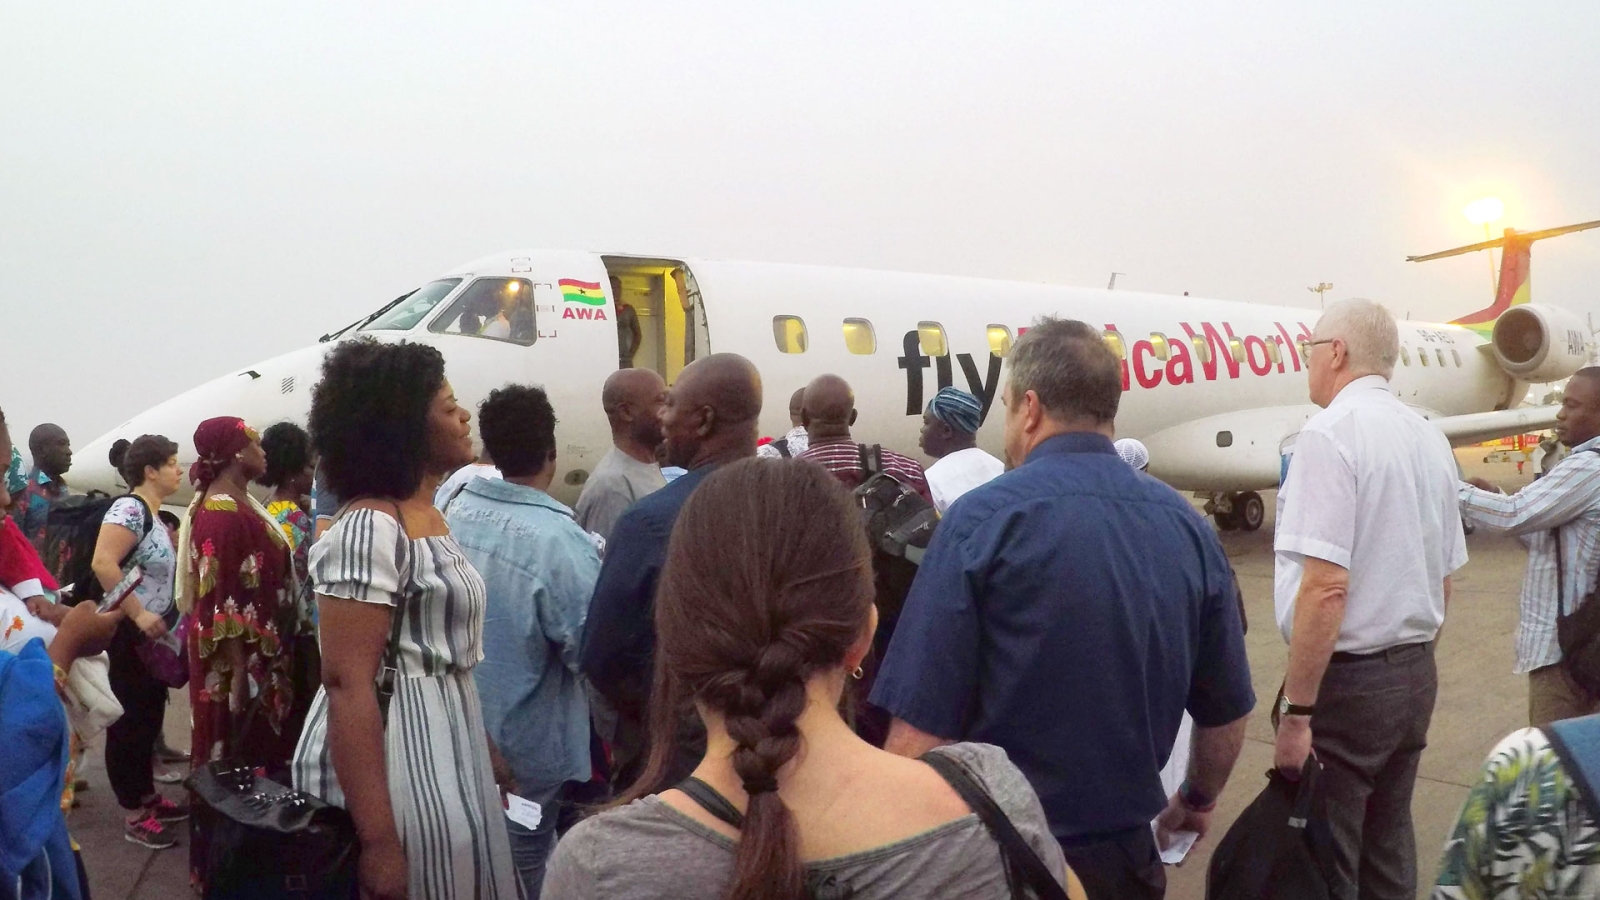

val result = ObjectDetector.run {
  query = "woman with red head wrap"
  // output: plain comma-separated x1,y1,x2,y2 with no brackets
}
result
175,416,303,892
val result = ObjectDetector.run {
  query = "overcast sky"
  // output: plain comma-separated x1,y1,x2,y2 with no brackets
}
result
3,1,1598,452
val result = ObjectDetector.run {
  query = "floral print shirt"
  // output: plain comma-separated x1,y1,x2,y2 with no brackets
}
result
1433,727,1600,898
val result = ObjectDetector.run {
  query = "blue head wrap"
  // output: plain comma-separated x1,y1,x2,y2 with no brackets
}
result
926,387,983,434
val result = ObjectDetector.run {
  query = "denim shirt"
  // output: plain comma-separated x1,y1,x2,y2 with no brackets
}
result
446,477,601,800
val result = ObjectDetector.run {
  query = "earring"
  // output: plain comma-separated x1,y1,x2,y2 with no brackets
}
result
851,666,864,680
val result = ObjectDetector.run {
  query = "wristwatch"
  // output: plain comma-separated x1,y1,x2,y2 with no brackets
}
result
1277,694,1316,718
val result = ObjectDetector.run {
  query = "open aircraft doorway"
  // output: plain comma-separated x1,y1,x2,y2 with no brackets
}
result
602,257,710,384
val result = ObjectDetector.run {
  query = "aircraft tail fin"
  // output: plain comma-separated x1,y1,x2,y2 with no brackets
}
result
1408,219,1600,338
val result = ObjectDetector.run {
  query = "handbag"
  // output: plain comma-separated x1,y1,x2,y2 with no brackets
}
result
135,626,188,688
188,502,409,900
1552,507,1600,695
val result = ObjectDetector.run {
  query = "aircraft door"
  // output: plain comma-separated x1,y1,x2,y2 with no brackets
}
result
604,257,708,385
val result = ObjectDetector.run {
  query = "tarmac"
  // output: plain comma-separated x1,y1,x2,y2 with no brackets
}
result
70,452,1538,900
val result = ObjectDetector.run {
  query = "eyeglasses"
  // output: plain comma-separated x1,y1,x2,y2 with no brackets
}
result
1307,339,1337,347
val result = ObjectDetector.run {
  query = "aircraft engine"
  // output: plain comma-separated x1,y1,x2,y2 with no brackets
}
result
1491,304,1592,383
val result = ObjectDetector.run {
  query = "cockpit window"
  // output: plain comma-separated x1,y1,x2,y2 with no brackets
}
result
429,277,538,346
361,279,463,332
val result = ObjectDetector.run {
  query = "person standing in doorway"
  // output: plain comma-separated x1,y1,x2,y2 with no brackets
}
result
919,387,1004,514
574,369,667,541
1458,367,1600,725
1273,299,1468,900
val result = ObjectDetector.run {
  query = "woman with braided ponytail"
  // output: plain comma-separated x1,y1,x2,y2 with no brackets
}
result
545,458,1081,900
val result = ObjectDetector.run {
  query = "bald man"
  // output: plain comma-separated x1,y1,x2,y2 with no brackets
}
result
756,387,809,459
798,374,931,503
575,368,669,540
581,354,762,784
15,424,71,546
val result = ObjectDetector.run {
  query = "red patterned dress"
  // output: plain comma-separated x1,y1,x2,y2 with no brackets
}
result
183,491,299,887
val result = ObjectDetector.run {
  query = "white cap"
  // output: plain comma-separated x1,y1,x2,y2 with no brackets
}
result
1114,438,1150,471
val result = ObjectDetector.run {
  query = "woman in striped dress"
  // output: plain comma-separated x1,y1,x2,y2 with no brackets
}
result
292,337,520,900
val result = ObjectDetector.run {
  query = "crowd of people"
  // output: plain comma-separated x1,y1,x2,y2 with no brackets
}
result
4,299,1600,899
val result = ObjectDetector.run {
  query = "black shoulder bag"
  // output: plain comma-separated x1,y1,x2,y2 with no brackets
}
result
188,502,410,900
1551,470,1600,695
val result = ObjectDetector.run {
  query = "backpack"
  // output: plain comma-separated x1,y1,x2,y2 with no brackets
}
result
1543,713,1600,822
43,492,151,602
1206,757,1338,900
850,445,939,745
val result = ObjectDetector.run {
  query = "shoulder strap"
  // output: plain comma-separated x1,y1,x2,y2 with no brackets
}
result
774,438,792,459
675,777,745,830
858,444,884,478
1543,716,1600,822
337,499,410,723
115,494,155,569
921,750,1068,900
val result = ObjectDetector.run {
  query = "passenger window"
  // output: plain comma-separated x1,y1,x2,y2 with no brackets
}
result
363,279,463,332
918,322,949,357
1400,346,1411,366
987,325,1014,358
428,278,535,345
773,316,809,354
842,318,876,355
1216,431,1233,448
1102,329,1127,360
1228,337,1246,363
1191,335,1214,364
1149,333,1171,361
1436,349,1447,367
1419,348,1430,367
1265,338,1281,365
1452,349,1462,367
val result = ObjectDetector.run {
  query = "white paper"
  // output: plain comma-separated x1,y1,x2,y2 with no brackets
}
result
505,794,543,831
1152,824,1199,865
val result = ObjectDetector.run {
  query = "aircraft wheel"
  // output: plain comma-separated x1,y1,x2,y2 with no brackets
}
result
1238,491,1265,532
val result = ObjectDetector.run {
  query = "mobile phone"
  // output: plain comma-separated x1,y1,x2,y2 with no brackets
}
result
101,566,145,612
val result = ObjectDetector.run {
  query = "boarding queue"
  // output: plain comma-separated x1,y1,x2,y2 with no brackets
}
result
4,299,1600,900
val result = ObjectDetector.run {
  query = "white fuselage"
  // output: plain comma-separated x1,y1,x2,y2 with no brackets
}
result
74,250,1522,505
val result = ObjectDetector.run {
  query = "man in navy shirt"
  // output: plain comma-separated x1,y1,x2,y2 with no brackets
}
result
872,317,1254,900
581,354,762,785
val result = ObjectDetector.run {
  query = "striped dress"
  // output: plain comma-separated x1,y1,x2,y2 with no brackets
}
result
291,509,521,900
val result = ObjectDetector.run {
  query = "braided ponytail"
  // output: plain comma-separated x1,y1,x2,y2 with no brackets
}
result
620,457,876,900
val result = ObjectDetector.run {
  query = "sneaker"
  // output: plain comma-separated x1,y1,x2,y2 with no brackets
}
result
154,767,185,785
146,796,190,823
155,739,190,764
125,814,177,850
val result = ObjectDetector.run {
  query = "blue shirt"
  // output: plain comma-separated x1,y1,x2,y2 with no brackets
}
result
870,433,1254,841
446,477,601,801
580,464,716,722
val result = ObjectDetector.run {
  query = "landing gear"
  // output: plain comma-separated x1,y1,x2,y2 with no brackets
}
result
1207,491,1265,532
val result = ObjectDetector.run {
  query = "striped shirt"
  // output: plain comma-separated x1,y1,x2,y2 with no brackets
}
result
1459,436,1600,674
799,437,932,503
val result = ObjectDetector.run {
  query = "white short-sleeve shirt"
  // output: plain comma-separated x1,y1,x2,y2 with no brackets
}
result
925,447,1007,514
1274,375,1468,653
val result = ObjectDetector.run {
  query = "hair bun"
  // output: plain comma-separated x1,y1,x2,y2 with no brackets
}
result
108,439,131,470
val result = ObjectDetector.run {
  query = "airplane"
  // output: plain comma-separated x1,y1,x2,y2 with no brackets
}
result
71,222,1599,531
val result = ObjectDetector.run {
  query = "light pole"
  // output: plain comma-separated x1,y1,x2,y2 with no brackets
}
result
1464,197,1504,296
1308,282,1333,308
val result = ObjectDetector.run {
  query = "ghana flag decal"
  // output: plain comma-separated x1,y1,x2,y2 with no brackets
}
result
560,279,605,306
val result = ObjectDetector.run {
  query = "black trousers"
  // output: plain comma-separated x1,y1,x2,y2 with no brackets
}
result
104,621,167,810
1311,641,1436,900
1058,826,1166,900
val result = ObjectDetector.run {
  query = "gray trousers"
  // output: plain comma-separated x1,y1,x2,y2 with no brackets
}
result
1310,641,1436,900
